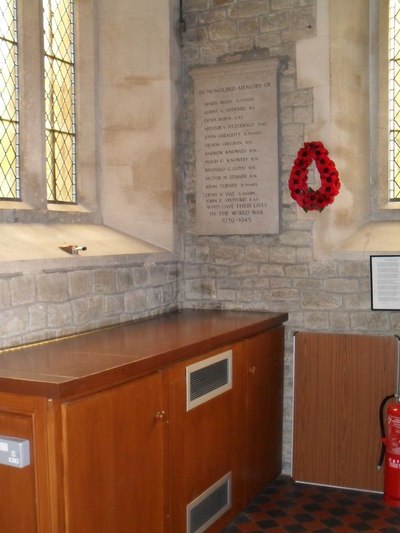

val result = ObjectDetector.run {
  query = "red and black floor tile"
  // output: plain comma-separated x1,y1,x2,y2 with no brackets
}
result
223,475,400,532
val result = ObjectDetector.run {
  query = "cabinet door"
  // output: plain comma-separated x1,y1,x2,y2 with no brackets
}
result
167,346,246,533
243,327,284,501
61,372,166,533
0,394,52,533
292,332,397,491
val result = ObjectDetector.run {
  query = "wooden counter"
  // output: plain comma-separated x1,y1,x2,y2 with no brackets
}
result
0,308,287,399
0,309,287,533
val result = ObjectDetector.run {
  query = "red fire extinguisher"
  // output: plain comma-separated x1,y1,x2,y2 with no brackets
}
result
379,394,400,506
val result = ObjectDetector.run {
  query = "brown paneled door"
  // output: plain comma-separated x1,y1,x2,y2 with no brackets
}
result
243,327,284,501
61,372,166,533
0,411,37,533
166,345,246,533
0,394,51,533
292,332,398,491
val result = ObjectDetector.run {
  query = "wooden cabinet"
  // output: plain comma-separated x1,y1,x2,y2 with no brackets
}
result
167,326,284,533
0,310,287,532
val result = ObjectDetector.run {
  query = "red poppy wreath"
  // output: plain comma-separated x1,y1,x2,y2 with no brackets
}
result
288,141,340,212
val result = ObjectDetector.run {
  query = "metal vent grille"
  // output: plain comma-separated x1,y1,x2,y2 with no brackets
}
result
187,473,231,533
186,350,232,411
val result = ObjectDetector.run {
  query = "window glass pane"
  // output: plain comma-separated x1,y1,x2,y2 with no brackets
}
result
389,0,400,200
44,56,73,133
46,130,74,202
43,0,76,204
0,0,19,200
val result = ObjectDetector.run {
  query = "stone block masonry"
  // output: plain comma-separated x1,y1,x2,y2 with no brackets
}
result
0,262,180,350
179,0,400,473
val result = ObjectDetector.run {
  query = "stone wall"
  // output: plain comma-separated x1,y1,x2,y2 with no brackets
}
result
0,261,180,350
180,0,400,472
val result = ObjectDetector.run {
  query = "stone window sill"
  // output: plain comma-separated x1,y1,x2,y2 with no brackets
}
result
0,223,175,274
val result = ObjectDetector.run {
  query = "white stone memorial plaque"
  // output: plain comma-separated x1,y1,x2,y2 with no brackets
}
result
191,59,280,235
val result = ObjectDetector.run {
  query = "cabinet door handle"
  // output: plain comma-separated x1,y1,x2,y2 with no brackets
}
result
249,366,256,374
155,410,167,421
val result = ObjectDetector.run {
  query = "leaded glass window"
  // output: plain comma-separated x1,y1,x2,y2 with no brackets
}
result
0,0,19,200
43,0,76,204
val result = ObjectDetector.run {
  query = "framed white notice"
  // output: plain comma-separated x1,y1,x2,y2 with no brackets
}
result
370,255,400,310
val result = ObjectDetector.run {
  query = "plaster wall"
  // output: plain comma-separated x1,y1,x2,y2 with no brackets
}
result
98,0,179,251
298,0,371,257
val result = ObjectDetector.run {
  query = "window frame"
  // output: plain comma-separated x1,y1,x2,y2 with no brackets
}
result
0,0,20,201
43,0,77,205
0,0,98,222
388,0,400,201
371,0,400,217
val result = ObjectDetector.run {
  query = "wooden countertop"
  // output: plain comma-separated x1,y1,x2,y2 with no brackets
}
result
0,309,288,399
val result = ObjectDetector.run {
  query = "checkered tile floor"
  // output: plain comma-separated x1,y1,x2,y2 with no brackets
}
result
223,475,400,532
